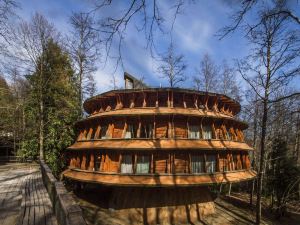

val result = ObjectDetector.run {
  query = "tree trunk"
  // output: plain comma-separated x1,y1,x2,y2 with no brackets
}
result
39,57,44,161
39,94,44,160
256,99,268,224
256,38,271,225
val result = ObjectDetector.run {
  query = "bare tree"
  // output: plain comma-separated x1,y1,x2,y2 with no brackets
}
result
68,12,100,115
15,13,58,160
0,0,18,43
193,53,219,92
219,0,300,39
90,0,186,68
236,11,300,224
219,60,241,101
157,42,186,87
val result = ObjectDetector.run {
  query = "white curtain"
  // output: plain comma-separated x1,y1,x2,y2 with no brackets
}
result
121,155,133,173
136,155,150,173
202,125,212,139
206,155,216,173
188,125,200,139
191,155,204,173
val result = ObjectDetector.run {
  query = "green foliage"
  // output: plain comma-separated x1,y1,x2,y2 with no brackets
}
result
0,76,15,134
21,39,80,177
266,137,300,217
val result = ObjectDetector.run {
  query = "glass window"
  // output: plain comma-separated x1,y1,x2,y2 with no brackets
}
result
121,155,133,173
94,153,101,171
136,155,150,173
203,125,212,139
188,125,200,139
140,124,153,138
206,155,216,173
100,125,108,139
125,124,137,138
227,128,232,140
191,155,204,173
125,79,133,89
233,154,238,170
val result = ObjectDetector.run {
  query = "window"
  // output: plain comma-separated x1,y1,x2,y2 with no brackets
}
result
125,79,134,89
206,155,216,173
136,155,150,173
140,124,153,138
125,124,137,138
191,155,204,173
188,125,200,139
100,125,108,139
233,154,238,170
94,153,101,171
121,155,133,173
202,125,212,139
227,128,232,140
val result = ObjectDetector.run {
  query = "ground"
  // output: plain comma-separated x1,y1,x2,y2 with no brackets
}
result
0,163,57,225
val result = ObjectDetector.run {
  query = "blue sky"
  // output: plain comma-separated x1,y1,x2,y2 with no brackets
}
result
15,0,299,94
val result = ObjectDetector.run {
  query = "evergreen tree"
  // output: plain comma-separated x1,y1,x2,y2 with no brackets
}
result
21,39,80,176
266,137,300,218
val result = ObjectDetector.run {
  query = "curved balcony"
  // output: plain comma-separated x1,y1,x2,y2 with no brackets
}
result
63,169,256,187
68,139,253,151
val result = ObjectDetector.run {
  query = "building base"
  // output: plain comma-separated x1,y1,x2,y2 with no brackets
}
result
76,185,216,224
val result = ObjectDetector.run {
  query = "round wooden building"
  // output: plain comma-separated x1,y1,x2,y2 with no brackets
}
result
63,73,256,224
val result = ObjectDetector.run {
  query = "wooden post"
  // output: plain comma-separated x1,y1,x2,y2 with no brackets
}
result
188,153,191,173
137,118,141,138
194,94,198,109
94,125,101,139
116,153,121,173
228,183,232,196
183,93,187,108
143,92,147,107
153,115,156,138
250,179,255,208
122,119,127,138
81,153,86,170
205,95,209,110
212,120,217,139
156,91,159,107
88,152,94,171
168,115,172,138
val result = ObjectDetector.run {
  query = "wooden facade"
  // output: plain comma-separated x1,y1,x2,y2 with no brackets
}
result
64,88,255,186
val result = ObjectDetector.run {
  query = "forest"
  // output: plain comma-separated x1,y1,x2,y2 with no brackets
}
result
0,1,299,224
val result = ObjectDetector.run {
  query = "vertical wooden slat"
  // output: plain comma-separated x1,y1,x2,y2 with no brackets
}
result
137,119,141,138
153,115,156,138
80,153,86,170
118,153,122,173
151,153,154,173
188,153,191,173
88,152,94,171
143,92,147,107
94,125,101,139
203,153,207,173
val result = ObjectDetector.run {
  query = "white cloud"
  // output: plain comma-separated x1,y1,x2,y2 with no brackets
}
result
174,19,212,53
